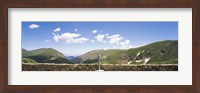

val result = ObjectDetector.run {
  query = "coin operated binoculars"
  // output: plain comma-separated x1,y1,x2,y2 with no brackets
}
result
96,55,104,71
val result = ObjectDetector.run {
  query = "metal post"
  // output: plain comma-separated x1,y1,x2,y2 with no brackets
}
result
98,57,100,70
96,55,104,71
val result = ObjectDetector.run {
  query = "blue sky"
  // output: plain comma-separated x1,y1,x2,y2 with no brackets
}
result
22,22,178,56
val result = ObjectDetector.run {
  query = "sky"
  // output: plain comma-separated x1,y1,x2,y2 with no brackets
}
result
22,22,178,56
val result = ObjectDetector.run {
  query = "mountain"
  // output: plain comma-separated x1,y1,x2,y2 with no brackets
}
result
23,40,178,64
127,40,178,64
22,58,37,63
22,48,74,64
72,40,178,64
22,49,34,57
72,49,123,64
108,40,178,64
67,56,77,60
30,48,66,58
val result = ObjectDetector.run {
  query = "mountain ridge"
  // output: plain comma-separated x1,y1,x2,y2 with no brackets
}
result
22,48,74,64
72,40,178,64
22,40,178,65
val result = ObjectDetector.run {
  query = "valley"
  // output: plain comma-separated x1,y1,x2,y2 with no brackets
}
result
22,40,178,71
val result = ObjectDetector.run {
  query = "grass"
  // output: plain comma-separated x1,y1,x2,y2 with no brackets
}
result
22,58,37,63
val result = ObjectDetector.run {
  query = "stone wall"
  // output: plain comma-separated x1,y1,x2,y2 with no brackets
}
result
22,63,178,71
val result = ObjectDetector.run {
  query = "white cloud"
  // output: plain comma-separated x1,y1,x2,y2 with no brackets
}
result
102,41,106,43
45,40,51,43
113,46,117,49
94,33,133,49
95,34,105,42
75,28,78,32
90,40,95,42
120,40,130,46
43,40,51,43
107,34,123,44
92,30,97,33
52,32,89,43
98,47,107,50
28,24,40,29
119,40,133,49
54,28,61,32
